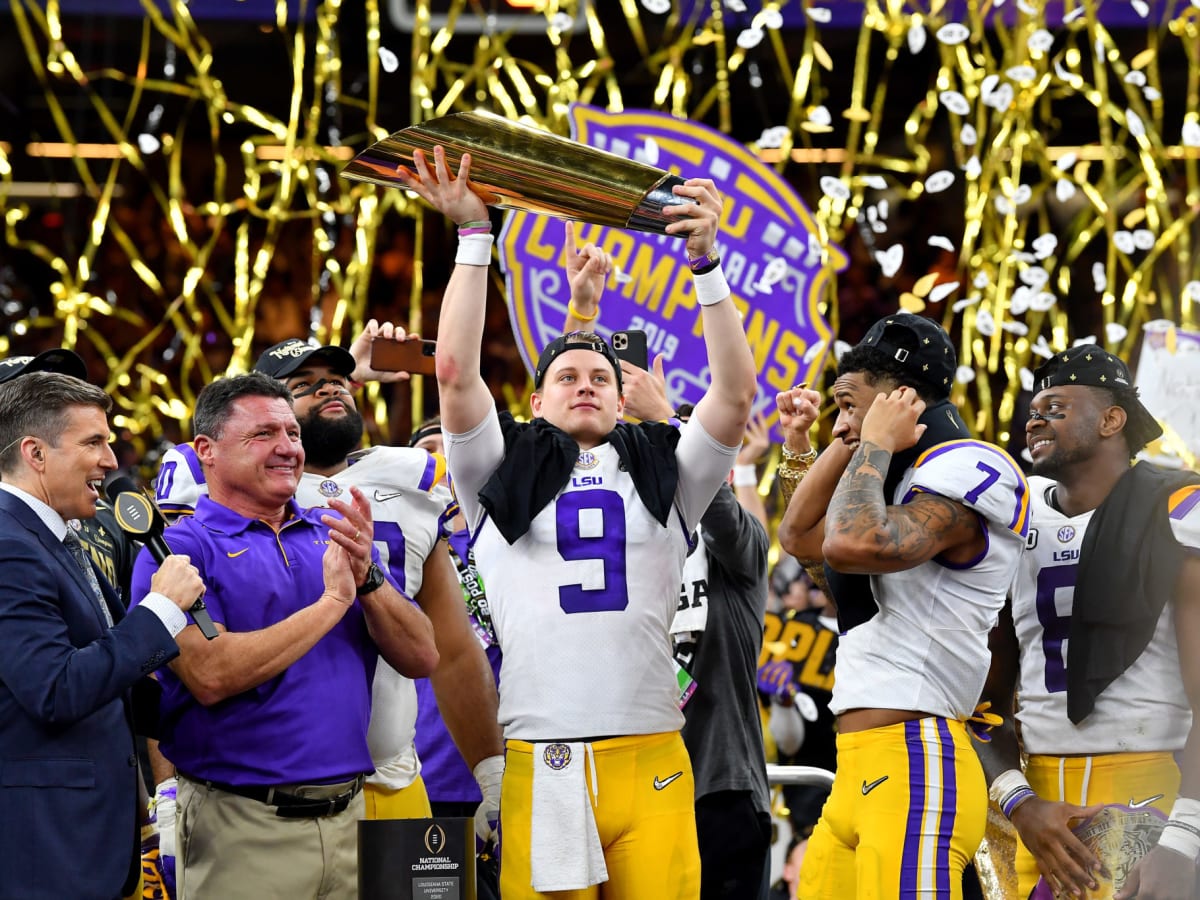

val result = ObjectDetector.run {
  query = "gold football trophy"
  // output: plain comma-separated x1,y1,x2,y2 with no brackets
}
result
341,111,692,234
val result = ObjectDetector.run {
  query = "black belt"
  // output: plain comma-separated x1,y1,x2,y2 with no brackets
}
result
183,772,365,819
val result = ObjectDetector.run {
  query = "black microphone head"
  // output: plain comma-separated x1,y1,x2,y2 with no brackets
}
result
105,475,142,503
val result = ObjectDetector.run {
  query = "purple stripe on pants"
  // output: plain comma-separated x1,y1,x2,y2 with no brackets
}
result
935,717,958,897
902,719,925,897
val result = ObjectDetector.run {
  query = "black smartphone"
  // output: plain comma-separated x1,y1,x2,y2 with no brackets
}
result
610,329,648,370
369,339,437,376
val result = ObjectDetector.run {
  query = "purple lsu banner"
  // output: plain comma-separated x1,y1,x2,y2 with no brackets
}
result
499,104,846,435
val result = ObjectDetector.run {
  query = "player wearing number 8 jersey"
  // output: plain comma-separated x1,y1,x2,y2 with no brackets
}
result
977,345,1200,900
397,146,756,899
778,313,1030,900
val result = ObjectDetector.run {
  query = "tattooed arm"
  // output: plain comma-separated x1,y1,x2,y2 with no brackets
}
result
822,387,985,574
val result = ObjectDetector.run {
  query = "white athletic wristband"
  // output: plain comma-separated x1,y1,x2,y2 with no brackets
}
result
732,464,757,487
989,768,1036,819
1158,797,1200,862
693,264,731,306
456,233,494,267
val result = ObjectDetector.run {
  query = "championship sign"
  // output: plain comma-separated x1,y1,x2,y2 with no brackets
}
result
499,104,847,432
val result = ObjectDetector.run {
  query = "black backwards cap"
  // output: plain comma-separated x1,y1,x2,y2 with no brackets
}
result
1032,344,1162,451
254,338,356,380
534,331,624,393
0,348,88,384
408,418,443,448
859,312,956,398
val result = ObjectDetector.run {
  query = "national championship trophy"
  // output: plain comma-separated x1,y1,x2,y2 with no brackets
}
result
342,110,694,234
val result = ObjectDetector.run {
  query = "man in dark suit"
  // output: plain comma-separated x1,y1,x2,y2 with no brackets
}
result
0,371,204,900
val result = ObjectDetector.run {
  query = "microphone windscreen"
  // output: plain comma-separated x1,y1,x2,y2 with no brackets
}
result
106,475,142,503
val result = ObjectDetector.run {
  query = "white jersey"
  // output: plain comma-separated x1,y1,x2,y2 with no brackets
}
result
446,410,738,741
154,442,456,788
830,439,1031,720
1012,476,1198,754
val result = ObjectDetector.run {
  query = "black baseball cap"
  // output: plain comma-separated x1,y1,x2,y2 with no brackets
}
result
0,348,88,384
254,339,356,380
534,331,624,393
859,312,956,397
1032,344,1161,451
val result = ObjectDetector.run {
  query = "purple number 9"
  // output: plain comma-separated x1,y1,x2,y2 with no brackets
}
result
555,490,629,614
1034,563,1076,693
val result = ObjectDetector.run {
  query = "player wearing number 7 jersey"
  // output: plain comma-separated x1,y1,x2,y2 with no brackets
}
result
976,345,1200,900
396,146,756,900
778,312,1030,900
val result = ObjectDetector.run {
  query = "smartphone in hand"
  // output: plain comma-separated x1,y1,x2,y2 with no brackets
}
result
369,339,437,376
611,330,648,370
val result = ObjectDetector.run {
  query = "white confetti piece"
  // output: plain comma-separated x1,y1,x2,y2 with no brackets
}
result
1007,65,1036,82
1124,71,1147,87
806,7,832,23
862,175,888,189
1106,322,1129,343
956,365,976,383
1010,286,1033,315
960,124,978,146
1183,121,1200,147
908,23,927,55
137,133,161,154
803,341,825,365
1055,58,1074,80
1073,335,1097,348
820,176,850,201
995,196,1013,216
1027,29,1054,53
1186,281,1200,302
929,281,960,303
378,46,400,73
953,295,981,313
1021,447,1033,463
1056,151,1078,171
1032,336,1055,359
1012,251,1036,265
973,273,990,289
1019,367,1035,391
940,91,971,116
928,235,956,253
1093,263,1107,292
1014,184,1032,205
726,0,747,10
642,0,671,12
1017,0,1038,12
984,82,1014,112
641,137,660,166
1030,291,1058,312
1127,108,1145,138
964,156,982,179
832,340,852,362
1131,0,1149,16
1020,266,1049,289
936,23,970,45
613,267,633,286
1132,228,1155,250
1113,231,1136,254
975,309,996,336
1063,6,1084,22
808,105,832,127
1055,179,1076,202
1144,86,1161,102
1032,234,1058,259
757,125,790,149
736,27,764,49
1002,320,1030,336
550,12,574,32
925,170,956,193
981,74,1000,99
876,245,904,278
760,8,784,28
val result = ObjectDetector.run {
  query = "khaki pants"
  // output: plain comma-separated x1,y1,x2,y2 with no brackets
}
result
177,775,364,900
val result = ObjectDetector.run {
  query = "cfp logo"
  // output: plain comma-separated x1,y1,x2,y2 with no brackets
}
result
423,823,447,856
115,494,153,534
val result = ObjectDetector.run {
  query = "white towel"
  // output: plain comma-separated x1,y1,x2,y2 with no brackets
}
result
530,742,608,892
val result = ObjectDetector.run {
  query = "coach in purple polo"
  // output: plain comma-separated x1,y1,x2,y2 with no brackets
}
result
130,373,438,898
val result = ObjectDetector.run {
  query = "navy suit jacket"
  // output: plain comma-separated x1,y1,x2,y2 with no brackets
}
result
0,491,179,900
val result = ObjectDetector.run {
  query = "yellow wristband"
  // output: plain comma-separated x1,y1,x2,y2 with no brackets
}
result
568,300,598,323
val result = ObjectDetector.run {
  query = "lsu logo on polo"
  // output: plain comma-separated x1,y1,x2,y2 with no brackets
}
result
500,103,847,441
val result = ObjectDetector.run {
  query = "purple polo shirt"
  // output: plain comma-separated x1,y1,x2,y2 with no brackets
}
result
130,495,377,785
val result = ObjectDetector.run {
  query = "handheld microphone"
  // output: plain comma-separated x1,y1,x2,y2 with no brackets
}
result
106,476,219,641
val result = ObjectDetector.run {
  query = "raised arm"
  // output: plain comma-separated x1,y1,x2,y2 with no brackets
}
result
396,147,495,435
777,386,848,566
822,387,982,573
562,223,612,332
667,179,756,448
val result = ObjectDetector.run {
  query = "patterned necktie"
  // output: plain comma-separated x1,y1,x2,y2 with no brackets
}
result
62,529,114,627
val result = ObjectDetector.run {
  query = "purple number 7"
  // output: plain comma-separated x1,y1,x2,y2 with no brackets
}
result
1034,563,1076,693
555,490,629,614
964,462,1001,505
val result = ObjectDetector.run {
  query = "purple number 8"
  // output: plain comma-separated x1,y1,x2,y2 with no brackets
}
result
555,490,629,614
1034,563,1076,693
